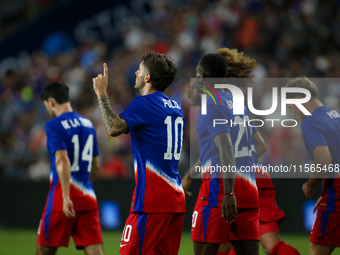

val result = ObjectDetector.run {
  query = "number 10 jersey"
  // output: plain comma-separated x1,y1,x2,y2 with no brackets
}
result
120,91,186,213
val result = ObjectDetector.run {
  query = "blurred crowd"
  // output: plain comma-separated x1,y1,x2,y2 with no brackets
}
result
0,0,61,37
1,0,340,181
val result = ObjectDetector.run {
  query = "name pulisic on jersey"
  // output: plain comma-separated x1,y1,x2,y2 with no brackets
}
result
60,117,93,130
162,99,180,109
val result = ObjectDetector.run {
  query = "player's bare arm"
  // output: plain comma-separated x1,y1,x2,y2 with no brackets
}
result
302,145,332,197
93,63,129,137
90,156,100,182
253,131,267,158
213,132,238,223
182,158,201,197
55,150,76,218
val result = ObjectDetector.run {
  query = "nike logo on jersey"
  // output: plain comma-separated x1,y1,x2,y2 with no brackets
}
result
120,244,127,247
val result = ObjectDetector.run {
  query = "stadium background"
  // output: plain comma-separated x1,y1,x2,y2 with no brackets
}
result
0,0,339,254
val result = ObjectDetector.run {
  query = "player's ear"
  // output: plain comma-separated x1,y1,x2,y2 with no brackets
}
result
48,97,56,107
145,73,151,83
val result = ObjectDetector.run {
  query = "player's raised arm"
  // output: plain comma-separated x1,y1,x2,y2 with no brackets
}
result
55,150,76,218
213,132,238,223
302,145,332,197
93,63,129,137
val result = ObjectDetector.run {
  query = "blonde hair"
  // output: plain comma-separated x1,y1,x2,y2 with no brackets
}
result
285,77,318,98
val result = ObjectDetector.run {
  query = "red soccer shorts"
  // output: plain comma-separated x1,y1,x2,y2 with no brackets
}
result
310,210,340,247
37,209,103,249
259,221,280,236
119,212,185,255
258,188,285,224
191,205,260,244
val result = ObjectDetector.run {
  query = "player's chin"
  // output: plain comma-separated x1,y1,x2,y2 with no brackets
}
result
134,82,140,89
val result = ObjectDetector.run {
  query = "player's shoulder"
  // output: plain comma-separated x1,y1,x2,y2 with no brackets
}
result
74,112,95,129
46,111,94,132
129,95,148,108
145,91,183,111
302,106,332,129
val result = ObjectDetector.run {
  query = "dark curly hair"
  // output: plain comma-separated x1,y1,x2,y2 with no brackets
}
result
141,52,177,92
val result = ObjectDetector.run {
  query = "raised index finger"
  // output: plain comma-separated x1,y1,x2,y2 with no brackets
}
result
103,63,108,77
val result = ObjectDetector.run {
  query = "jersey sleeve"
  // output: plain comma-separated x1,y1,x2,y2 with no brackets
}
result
45,122,67,155
200,102,231,139
301,117,328,154
119,96,148,133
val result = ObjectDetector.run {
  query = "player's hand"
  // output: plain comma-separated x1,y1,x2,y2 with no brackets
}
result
302,181,315,198
182,173,192,197
63,197,76,218
313,196,322,214
222,194,237,223
93,63,109,96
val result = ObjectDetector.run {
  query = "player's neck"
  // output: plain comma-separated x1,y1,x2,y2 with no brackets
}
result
54,103,73,117
304,99,323,115
139,83,158,96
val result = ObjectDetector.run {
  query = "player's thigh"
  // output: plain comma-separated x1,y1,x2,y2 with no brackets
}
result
259,230,280,255
36,245,58,255
233,240,259,255
218,243,232,252
119,212,173,255
72,210,103,249
193,241,220,255
37,210,75,248
229,208,260,243
83,243,104,255
158,213,185,255
309,243,335,255
191,205,231,244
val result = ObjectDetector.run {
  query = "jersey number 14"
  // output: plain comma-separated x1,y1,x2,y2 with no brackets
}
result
164,116,184,160
71,134,93,172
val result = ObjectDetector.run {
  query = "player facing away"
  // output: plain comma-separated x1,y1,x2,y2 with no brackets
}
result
37,81,104,255
189,53,260,255
215,48,300,255
286,77,340,255
92,52,186,255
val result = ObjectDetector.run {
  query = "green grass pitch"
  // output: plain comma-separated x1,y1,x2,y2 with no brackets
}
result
0,229,338,254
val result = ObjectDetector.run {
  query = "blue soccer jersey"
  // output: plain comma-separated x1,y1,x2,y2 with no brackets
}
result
301,106,340,212
44,111,99,212
120,91,186,213
196,91,260,208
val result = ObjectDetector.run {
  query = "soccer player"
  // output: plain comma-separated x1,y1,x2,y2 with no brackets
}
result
286,77,340,255
188,53,260,255
92,52,186,255
37,81,104,255
215,48,300,255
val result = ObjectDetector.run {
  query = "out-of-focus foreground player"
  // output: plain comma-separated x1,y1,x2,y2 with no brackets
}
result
37,81,104,255
287,77,340,255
